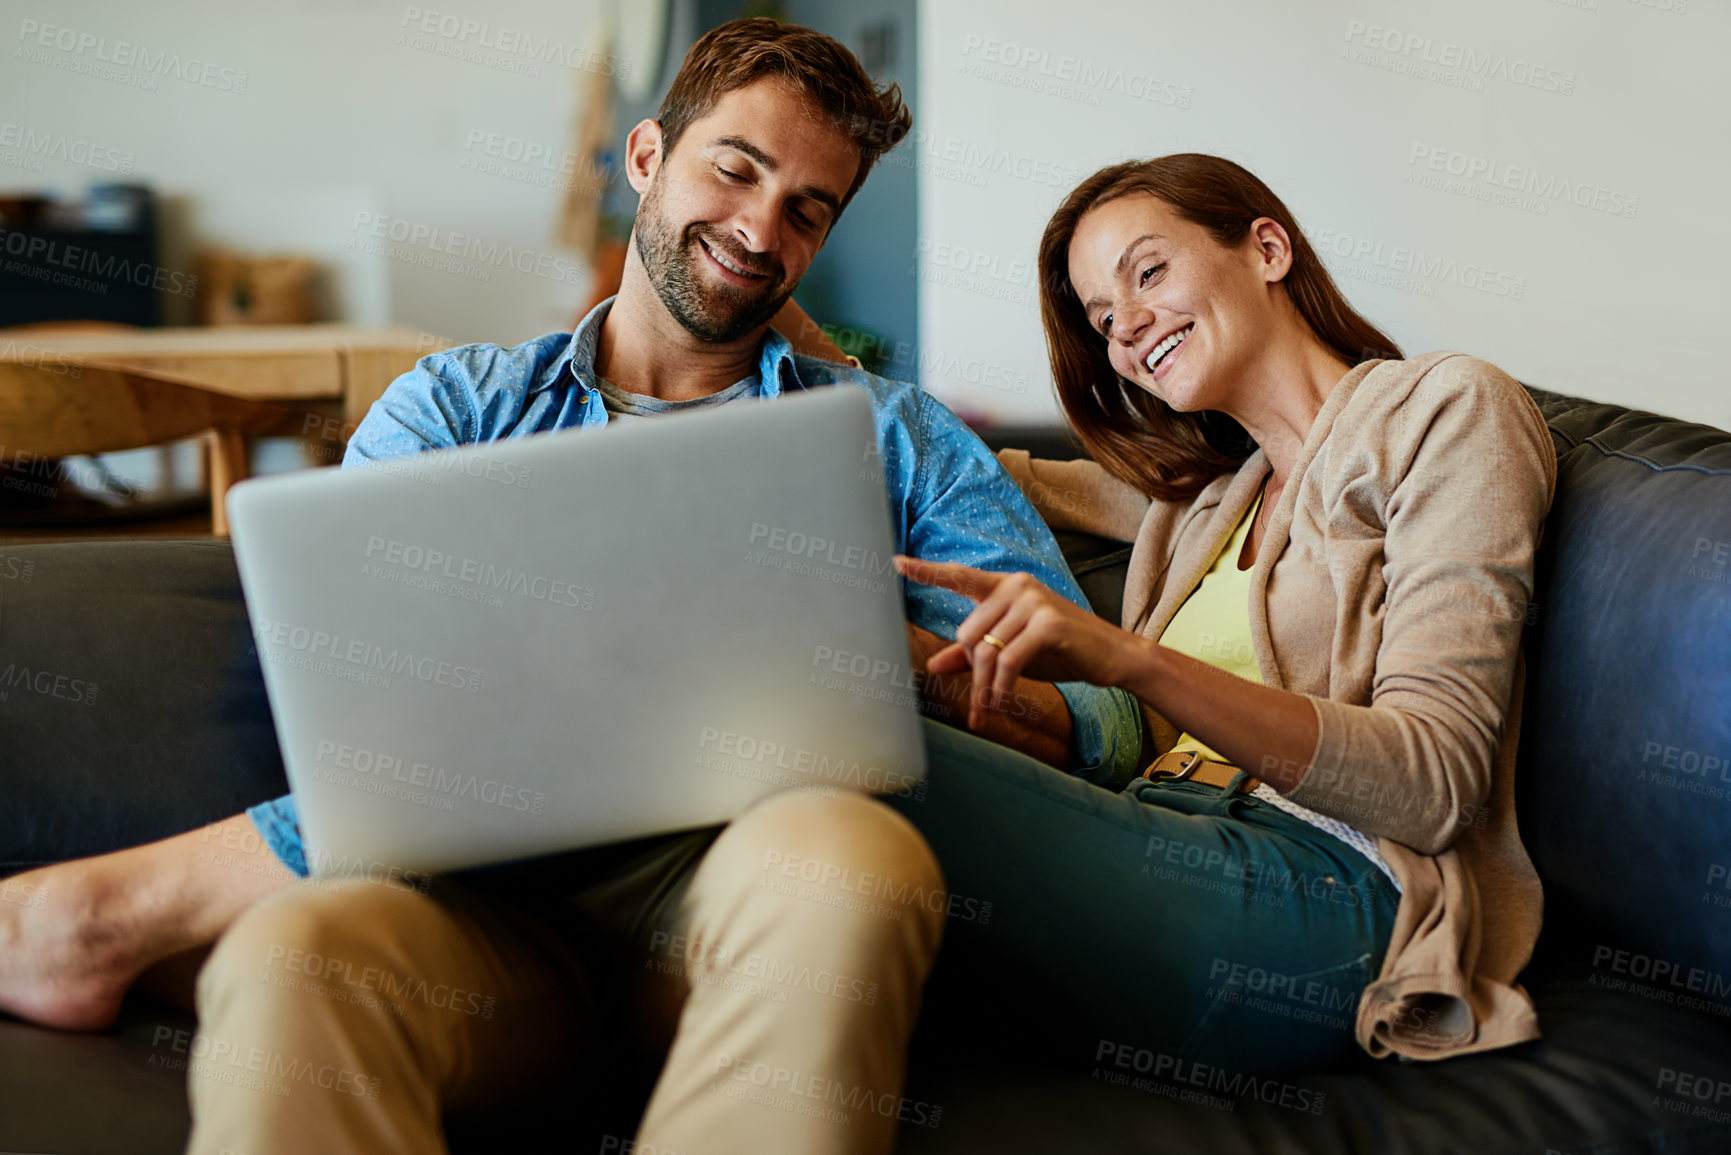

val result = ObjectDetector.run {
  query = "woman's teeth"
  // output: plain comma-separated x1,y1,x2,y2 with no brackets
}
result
1145,325,1193,372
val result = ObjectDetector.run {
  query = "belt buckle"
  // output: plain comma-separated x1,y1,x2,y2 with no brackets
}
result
1147,749,1206,783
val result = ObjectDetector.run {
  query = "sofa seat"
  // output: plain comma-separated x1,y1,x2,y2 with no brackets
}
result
894,974,1731,1155
3,971,1726,1154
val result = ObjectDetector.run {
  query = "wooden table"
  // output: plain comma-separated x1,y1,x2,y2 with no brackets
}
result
0,324,454,536
0,324,455,436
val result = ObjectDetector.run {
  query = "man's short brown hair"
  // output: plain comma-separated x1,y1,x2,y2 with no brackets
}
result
657,17,912,214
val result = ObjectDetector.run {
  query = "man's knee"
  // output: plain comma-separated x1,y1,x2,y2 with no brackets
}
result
712,791,946,923
197,880,419,1013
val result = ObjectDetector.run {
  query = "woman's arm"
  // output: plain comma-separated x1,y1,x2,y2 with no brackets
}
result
771,298,852,363
1278,358,1556,853
1115,643,1317,788
994,448,1151,542
894,560,1314,778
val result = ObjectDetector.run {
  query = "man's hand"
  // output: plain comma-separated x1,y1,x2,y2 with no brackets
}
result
904,622,976,728
895,556,1140,730
902,617,1073,771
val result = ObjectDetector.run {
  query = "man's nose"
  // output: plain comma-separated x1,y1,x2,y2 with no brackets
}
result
728,196,782,260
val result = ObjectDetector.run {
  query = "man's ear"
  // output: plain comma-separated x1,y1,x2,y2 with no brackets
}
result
623,118,665,194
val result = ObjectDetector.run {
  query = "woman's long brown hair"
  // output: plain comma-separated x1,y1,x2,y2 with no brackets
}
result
1038,154,1403,502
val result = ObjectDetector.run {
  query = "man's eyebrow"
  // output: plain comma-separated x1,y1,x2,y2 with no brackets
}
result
710,135,843,216
712,135,777,171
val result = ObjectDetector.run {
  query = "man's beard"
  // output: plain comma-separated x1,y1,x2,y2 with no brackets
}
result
633,179,793,344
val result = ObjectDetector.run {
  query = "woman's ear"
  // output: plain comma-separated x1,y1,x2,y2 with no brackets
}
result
1249,217,1294,284
623,118,665,195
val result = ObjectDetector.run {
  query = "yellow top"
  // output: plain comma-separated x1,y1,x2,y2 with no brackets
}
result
1157,485,1264,763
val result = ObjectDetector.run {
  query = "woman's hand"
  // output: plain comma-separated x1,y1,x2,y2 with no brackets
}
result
893,555,1146,730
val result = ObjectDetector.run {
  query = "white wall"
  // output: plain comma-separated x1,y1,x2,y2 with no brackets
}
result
9,1,1724,428
917,0,1728,430
2,0,654,345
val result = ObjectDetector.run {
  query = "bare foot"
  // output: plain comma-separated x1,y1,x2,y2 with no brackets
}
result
0,862,138,1030
0,814,294,1032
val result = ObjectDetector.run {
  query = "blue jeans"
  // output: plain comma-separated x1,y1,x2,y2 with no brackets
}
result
887,720,1401,1080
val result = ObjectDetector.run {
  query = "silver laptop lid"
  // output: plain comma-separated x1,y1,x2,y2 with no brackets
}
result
228,385,926,876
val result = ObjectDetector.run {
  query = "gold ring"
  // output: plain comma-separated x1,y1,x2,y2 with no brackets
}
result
982,633,1007,650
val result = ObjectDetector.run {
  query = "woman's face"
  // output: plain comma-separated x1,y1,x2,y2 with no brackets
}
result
1067,193,1282,412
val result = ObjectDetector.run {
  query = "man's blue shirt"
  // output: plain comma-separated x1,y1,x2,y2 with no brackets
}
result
249,299,1142,875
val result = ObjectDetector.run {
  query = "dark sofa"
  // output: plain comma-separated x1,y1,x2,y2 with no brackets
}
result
3,384,1729,1154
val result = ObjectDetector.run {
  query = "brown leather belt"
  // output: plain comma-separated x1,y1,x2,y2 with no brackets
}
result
1141,749,1262,794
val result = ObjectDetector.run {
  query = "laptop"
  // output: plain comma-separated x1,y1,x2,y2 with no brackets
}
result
226,385,927,877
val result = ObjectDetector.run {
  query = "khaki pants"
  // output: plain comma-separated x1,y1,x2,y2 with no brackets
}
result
186,791,945,1155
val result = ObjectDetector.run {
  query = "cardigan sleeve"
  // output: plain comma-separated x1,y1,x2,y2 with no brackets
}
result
1287,356,1557,855
994,449,1152,542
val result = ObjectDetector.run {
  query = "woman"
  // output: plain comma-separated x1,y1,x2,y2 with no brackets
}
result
887,153,1555,1075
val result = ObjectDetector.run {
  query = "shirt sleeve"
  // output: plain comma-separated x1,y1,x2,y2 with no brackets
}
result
899,391,1144,789
343,355,477,466
246,795,307,878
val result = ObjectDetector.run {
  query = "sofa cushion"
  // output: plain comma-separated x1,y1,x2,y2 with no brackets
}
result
1514,390,1731,984
0,540,288,873
0,1003,194,1155
891,977,1731,1154
1052,529,1133,628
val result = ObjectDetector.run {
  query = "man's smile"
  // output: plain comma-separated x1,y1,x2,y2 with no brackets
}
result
699,235,771,284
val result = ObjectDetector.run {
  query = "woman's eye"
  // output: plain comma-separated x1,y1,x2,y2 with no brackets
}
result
718,166,747,183
1140,262,1165,286
1099,314,1113,337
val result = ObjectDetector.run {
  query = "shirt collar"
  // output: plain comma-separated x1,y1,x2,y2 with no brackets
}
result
552,295,807,398
759,324,800,398
555,296,613,391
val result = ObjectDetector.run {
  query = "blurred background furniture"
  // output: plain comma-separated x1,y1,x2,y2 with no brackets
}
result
0,356,284,536
0,186,165,328
0,325,449,540
194,250,321,327
2,381,1727,1153
2,325,446,441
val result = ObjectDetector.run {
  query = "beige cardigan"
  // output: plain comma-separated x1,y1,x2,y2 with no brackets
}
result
998,352,1557,1061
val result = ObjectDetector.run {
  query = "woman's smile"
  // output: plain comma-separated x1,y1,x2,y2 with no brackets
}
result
1140,322,1194,379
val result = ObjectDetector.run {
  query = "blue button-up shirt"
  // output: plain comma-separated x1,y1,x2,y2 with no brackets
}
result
248,299,1142,875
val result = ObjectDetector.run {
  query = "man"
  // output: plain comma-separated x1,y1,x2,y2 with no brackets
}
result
0,18,1139,1153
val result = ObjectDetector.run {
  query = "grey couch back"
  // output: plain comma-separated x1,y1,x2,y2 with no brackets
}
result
4,387,1728,992
1,541,286,872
